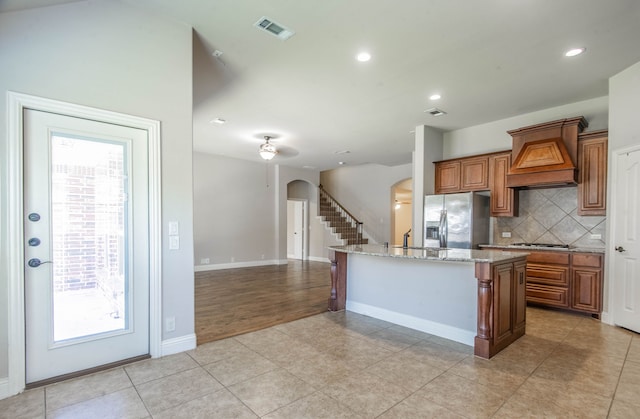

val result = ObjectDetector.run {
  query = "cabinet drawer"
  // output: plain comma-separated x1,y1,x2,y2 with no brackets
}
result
527,263,569,286
572,253,603,268
527,251,570,265
526,284,569,308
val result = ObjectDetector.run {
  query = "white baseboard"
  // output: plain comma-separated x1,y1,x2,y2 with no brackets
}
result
346,301,475,346
161,333,197,357
307,256,330,263
0,377,9,401
600,311,612,325
195,259,288,272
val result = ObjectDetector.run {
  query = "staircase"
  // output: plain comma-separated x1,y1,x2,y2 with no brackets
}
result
319,185,367,245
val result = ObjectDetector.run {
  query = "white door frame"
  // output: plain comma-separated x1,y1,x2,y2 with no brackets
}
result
5,92,162,395
606,143,640,326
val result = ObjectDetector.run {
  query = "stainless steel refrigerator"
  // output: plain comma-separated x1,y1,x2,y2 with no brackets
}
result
424,192,490,249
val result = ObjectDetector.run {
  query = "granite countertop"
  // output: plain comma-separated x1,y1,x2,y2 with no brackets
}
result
330,244,528,263
479,244,605,254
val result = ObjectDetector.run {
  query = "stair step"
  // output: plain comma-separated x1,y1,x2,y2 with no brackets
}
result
319,192,366,245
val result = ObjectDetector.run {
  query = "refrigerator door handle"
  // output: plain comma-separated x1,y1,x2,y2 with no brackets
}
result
439,210,447,248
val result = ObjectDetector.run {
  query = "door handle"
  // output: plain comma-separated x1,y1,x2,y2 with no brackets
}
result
615,246,627,253
28,258,52,268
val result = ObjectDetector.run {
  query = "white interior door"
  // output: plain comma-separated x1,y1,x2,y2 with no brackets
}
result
613,148,640,332
287,200,304,260
24,109,150,384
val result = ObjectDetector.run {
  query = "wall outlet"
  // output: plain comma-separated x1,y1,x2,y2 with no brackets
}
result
169,236,180,250
231,257,235,262
502,231,512,238
261,254,265,260
165,316,175,332
590,234,602,240
200,258,210,264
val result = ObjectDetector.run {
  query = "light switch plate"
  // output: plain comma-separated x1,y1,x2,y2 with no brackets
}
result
502,231,512,238
168,221,179,236
590,234,602,240
169,236,180,250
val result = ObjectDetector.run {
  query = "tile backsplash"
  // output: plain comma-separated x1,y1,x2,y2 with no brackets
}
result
492,187,606,248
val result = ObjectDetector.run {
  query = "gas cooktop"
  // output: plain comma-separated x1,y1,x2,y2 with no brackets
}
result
512,243,570,248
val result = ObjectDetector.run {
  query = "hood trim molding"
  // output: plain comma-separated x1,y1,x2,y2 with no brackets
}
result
506,116,588,188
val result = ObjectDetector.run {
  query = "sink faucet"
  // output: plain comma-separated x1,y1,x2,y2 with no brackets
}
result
403,228,411,248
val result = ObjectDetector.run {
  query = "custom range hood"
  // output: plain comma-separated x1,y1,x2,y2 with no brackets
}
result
506,116,588,188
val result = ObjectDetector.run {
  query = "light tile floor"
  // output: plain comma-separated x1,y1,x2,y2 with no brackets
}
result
2,307,640,418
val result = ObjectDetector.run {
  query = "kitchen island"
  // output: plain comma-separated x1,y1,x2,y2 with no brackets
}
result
328,244,528,359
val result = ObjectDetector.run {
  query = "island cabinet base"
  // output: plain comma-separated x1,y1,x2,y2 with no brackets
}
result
474,259,527,359
328,249,527,359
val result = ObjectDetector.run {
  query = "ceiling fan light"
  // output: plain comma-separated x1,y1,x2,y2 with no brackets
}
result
259,139,277,160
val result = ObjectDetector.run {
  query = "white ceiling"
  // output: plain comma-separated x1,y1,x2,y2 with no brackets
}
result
5,0,640,170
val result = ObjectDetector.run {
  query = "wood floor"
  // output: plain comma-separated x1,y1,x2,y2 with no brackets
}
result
195,260,331,345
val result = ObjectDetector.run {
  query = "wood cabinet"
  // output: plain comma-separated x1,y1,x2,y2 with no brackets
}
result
578,131,607,216
525,251,570,308
514,260,527,333
500,249,603,316
434,151,518,217
461,156,489,191
571,253,603,313
475,256,528,358
435,155,489,194
434,160,461,194
489,152,519,217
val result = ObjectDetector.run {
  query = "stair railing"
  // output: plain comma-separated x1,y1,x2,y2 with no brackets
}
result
319,185,363,245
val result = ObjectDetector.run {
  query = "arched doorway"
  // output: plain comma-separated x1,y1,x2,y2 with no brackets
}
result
391,178,413,246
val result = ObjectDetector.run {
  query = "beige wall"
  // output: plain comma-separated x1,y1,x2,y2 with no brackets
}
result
321,163,413,244
0,0,194,383
443,96,609,159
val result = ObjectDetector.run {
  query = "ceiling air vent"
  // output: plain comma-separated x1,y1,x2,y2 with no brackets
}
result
424,108,447,117
254,17,295,40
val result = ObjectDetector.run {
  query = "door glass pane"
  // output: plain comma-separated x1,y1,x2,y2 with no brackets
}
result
50,135,129,342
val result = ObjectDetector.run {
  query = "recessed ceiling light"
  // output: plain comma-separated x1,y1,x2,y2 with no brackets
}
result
338,161,346,165
334,150,351,155
565,47,585,57
210,118,226,124
356,52,371,62
302,165,316,170
429,94,441,100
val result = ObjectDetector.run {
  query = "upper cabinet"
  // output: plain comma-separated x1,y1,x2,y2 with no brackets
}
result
461,156,489,191
435,155,489,194
489,152,519,217
577,130,607,216
434,152,517,217
434,160,462,194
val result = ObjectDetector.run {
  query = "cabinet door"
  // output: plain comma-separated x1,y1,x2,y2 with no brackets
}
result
571,268,602,313
435,161,461,194
514,260,527,333
493,262,515,346
461,156,489,191
578,134,607,216
489,153,519,217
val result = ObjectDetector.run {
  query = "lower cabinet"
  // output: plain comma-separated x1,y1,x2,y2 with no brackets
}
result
500,249,603,316
571,253,603,313
492,259,527,349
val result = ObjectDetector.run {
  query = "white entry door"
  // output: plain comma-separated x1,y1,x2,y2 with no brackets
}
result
24,109,150,384
613,147,640,332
